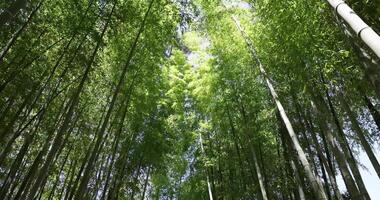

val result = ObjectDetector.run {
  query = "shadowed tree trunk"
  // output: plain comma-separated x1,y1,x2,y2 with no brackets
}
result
310,93,362,199
323,87,370,200
0,0,44,64
338,93,380,179
23,1,115,197
363,95,380,130
0,0,27,27
73,1,154,198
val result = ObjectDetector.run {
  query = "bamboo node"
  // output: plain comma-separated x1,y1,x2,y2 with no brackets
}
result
334,2,346,13
358,26,371,37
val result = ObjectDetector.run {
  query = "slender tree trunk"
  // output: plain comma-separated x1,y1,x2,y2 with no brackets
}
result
226,107,247,192
141,166,151,200
65,139,94,200
65,103,110,200
339,93,380,179
234,94,271,199
23,1,113,197
99,78,136,200
216,143,225,199
0,96,15,124
199,132,214,200
8,96,68,200
230,15,327,200
34,110,80,200
0,109,47,197
280,114,307,200
250,145,268,200
47,146,72,200
0,0,27,27
324,89,370,200
0,84,38,143
291,159,306,200
0,83,69,167
74,1,154,198
318,154,333,200
310,96,362,199
0,36,64,94
304,110,343,200
2,29,46,72
0,133,35,198
97,142,116,200
293,98,319,175
319,124,336,178
88,148,109,200
5,156,29,199
363,95,380,130
332,10,380,99
278,115,300,200
0,0,44,64
130,161,143,200
58,158,77,200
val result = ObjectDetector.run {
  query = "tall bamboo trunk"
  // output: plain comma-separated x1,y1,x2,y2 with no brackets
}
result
226,107,248,191
326,0,380,58
332,12,380,100
106,127,135,199
318,154,333,200
74,1,154,198
23,2,114,197
236,99,269,200
129,161,143,200
310,95,362,199
99,76,136,200
141,166,151,200
199,132,214,200
0,84,38,143
57,157,76,200
0,0,27,27
0,132,36,199
338,93,380,179
0,97,15,125
65,138,95,200
324,89,370,200
0,81,70,168
2,29,46,71
12,96,70,199
0,0,44,64
304,110,343,200
277,115,302,200
293,98,319,175
87,148,109,199
0,100,50,189
230,15,328,200
363,95,380,130
100,136,119,200
47,146,72,200
250,145,269,200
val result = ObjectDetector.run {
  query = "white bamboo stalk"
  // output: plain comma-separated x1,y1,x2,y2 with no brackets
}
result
231,15,328,200
326,0,380,58
199,133,214,200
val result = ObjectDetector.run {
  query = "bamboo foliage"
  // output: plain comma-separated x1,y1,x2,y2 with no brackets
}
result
0,0,380,199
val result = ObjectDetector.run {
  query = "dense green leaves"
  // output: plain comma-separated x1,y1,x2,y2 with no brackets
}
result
1,0,380,199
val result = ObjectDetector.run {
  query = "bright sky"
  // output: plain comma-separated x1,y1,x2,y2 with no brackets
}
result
336,146,380,198
223,0,251,9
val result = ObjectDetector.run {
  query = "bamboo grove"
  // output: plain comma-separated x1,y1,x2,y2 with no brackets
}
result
1,0,380,199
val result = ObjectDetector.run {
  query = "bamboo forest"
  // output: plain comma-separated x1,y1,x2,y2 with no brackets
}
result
2,0,380,199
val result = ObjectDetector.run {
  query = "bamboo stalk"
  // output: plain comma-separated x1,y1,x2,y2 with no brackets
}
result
326,0,380,58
